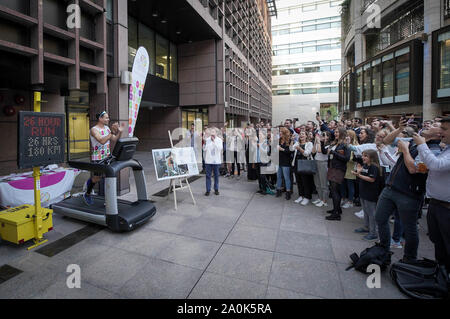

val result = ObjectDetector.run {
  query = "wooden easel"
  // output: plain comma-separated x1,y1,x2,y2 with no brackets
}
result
167,131,196,210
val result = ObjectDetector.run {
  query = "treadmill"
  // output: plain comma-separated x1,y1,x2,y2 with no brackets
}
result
52,137,156,232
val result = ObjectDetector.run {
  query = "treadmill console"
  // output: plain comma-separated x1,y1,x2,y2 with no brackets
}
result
113,137,139,161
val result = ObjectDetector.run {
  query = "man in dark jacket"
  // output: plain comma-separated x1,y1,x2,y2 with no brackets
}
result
376,120,427,262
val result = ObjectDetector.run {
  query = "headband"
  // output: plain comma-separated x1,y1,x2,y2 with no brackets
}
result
98,111,107,119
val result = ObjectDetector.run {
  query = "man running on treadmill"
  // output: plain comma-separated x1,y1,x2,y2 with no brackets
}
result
83,111,123,205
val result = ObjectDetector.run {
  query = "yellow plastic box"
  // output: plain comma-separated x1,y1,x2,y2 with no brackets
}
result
0,205,53,244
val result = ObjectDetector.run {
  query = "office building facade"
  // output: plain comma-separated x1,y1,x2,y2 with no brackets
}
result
271,0,343,125
0,0,274,192
339,0,450,120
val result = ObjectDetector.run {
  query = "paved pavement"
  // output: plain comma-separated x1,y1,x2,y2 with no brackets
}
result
0,152,434,299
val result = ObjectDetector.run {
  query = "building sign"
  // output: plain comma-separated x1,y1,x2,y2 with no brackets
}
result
128,46,150,137
18,111,65,169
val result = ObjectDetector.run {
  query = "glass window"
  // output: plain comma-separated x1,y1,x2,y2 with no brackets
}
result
382,53,394,104
279,29,290,35
438,31,450,98
302,25,315,32
128,16,138,70
170,42,177,82
318,87,331,94
319,66,331,72
330,0,341,7
274,90,290,95
331,64,341,71
156,34,169,79
331,22,341,28
395,47,410,102
303,4,316,12
316,23,331,30
291,89,302,95
277,49,290,55
138,23,155,75
304,66,320,73
356,68,363,108
330,87,339,93
371,59,381,105
303,46,316,52
303,88,317,94
363,64,372,106
106,0,113,21
317,44,331,51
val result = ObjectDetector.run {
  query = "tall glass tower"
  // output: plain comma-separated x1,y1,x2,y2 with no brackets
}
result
271,0,343,125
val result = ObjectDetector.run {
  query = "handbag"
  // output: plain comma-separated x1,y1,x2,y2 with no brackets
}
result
297,158,317,174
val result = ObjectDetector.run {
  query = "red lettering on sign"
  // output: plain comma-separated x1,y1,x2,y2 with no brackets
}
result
31,127,39,136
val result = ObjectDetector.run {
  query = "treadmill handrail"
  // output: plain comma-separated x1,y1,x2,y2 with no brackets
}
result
68,159,143,177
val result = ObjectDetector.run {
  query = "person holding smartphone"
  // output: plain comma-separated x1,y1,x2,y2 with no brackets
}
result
276,128,293,200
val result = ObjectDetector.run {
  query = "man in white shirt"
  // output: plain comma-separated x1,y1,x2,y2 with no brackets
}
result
203,127,223,196
414,117,450,274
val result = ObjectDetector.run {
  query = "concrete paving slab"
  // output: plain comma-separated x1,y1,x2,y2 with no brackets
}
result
276,231,334,262
225,224,278,251
269,253,344,299
34,280,119,299
179,215,236,243
206,244,274,284
188,272,267,299
280,213,328,236
155,234,221,270
238,209,282,230
118,258,202,299
80,248,150,293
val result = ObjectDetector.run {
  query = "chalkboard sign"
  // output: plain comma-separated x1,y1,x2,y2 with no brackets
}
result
17,111,65,169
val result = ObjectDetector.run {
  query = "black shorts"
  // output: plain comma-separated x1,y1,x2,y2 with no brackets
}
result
92,160,104,177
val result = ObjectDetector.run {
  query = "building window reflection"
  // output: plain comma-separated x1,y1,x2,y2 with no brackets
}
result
156,34,169,80
395,47,410,102
139,23,155,75
128,16,177,82
363,64,371,107
356,68,362,108
382,53,394,104
438,31,450,98
170,42,177,82
371,59,381,106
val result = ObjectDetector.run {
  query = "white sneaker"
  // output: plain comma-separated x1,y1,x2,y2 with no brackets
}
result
301,198,310,206
354,210,364,219
322,201,328,207
342,202,353,209
315,200,324,207
294,196,304,204
312,199,321,204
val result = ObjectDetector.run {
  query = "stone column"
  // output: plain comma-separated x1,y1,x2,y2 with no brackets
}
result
108,0,131,195
423,0,443,120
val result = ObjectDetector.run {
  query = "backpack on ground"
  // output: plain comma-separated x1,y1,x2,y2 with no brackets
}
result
346,243,393,273
390,258,449,299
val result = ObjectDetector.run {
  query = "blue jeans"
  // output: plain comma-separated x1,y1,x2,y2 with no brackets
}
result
375,187,422,260
340,178,355,201
205,164,220,192
276,166,291,191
